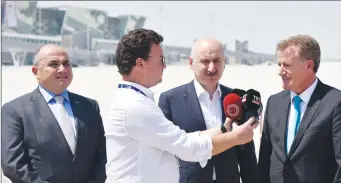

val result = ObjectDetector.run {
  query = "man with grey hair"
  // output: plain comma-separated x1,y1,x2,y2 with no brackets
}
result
105,29,259,183
257,35,341,183
158,37,257,183
1,44,107,183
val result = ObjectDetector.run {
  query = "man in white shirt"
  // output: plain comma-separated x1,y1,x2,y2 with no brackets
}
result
256,35,341,183
104,29,259,183
158,37,257,183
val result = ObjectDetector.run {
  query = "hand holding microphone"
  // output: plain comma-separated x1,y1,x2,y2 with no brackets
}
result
222,93,258,145
223,88,262,125
231,117,258,145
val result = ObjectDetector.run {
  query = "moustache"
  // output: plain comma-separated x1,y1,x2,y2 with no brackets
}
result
205,71,217,76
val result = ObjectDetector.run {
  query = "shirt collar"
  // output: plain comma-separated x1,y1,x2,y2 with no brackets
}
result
119,81,155,100
193,79,222,98
38,85,70,103
290,78,318,104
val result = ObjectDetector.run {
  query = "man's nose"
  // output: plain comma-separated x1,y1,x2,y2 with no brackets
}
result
57,64,67,72
208,62,215,72
278,65,285,76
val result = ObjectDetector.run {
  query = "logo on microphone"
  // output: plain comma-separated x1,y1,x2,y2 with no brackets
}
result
242,94,247,102
226,104,240,118
252,95,261,105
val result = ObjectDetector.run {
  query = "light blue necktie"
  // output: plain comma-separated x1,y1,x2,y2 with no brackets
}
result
286,95,303,154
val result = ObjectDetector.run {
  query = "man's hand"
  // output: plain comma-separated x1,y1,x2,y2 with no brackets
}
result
223,117,234,132
210,117,259,156
231,117,259,145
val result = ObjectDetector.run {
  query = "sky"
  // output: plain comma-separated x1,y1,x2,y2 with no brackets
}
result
38,1,341,60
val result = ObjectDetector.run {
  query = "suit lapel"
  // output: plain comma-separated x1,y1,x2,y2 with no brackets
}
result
185,81,207,130
288,80,323,158
32,88,72,155
278,92,291,161
68,92,86,157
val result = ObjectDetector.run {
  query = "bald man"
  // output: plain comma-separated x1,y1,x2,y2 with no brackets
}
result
158,37,257,183
1,44,107,183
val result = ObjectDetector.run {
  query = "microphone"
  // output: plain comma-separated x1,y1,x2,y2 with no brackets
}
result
223,93,243,121
241,89,263,125
231,88,246,123
232,88,246,98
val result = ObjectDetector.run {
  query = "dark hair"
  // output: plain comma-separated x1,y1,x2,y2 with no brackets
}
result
116,28,164,75
276,35,321,73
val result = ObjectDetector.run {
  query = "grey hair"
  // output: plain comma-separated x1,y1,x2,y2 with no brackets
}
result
190,39,200,61
190,38,224,62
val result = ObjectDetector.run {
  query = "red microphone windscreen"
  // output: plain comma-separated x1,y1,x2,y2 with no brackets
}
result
223,93,243,120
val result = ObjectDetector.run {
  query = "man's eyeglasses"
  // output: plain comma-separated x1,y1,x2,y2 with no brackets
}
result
160,56,166,66
148,56,166,66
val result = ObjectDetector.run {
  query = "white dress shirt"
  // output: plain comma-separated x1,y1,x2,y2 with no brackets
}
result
104,81,213,183
287,78,318,151
38,86,77,136
194,79,223,181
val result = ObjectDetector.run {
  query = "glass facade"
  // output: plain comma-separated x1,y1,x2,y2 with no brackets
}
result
1,4,148,65
61,6,108,39
104,17,120,40
117,15,146,38
2,4,146,41
1,1,37,34
33,8,65,36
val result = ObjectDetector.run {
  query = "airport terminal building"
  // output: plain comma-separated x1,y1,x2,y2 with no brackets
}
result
1,1,148,65
1,1,275,66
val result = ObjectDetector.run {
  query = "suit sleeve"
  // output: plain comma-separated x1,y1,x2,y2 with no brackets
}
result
85,101,107,183
256,96,272,183
158,92,173,121
237,140,257,183
332,101,341,183
1,104,45,183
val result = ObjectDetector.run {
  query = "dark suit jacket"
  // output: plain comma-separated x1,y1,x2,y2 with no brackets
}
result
158,80,257,183
257,79,341,183
1,88,107,183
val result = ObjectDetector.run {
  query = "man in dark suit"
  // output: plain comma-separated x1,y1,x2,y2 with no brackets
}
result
1,44,107,183
257,35,341,183
158,37,257,183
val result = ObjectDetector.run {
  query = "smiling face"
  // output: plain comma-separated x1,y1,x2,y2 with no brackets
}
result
189,38,226,89
32,45,73,95
277,45,315,94
276,35,321,94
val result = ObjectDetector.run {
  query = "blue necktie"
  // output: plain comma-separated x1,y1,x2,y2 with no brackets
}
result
286,95,303,154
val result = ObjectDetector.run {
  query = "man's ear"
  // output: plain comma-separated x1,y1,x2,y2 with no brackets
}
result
307,59,314,71
189,57,194,70
32,66,39,79
136,58,145,68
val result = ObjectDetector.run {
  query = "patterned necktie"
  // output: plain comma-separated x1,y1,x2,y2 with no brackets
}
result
55,96,76,154
286,95,303,154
